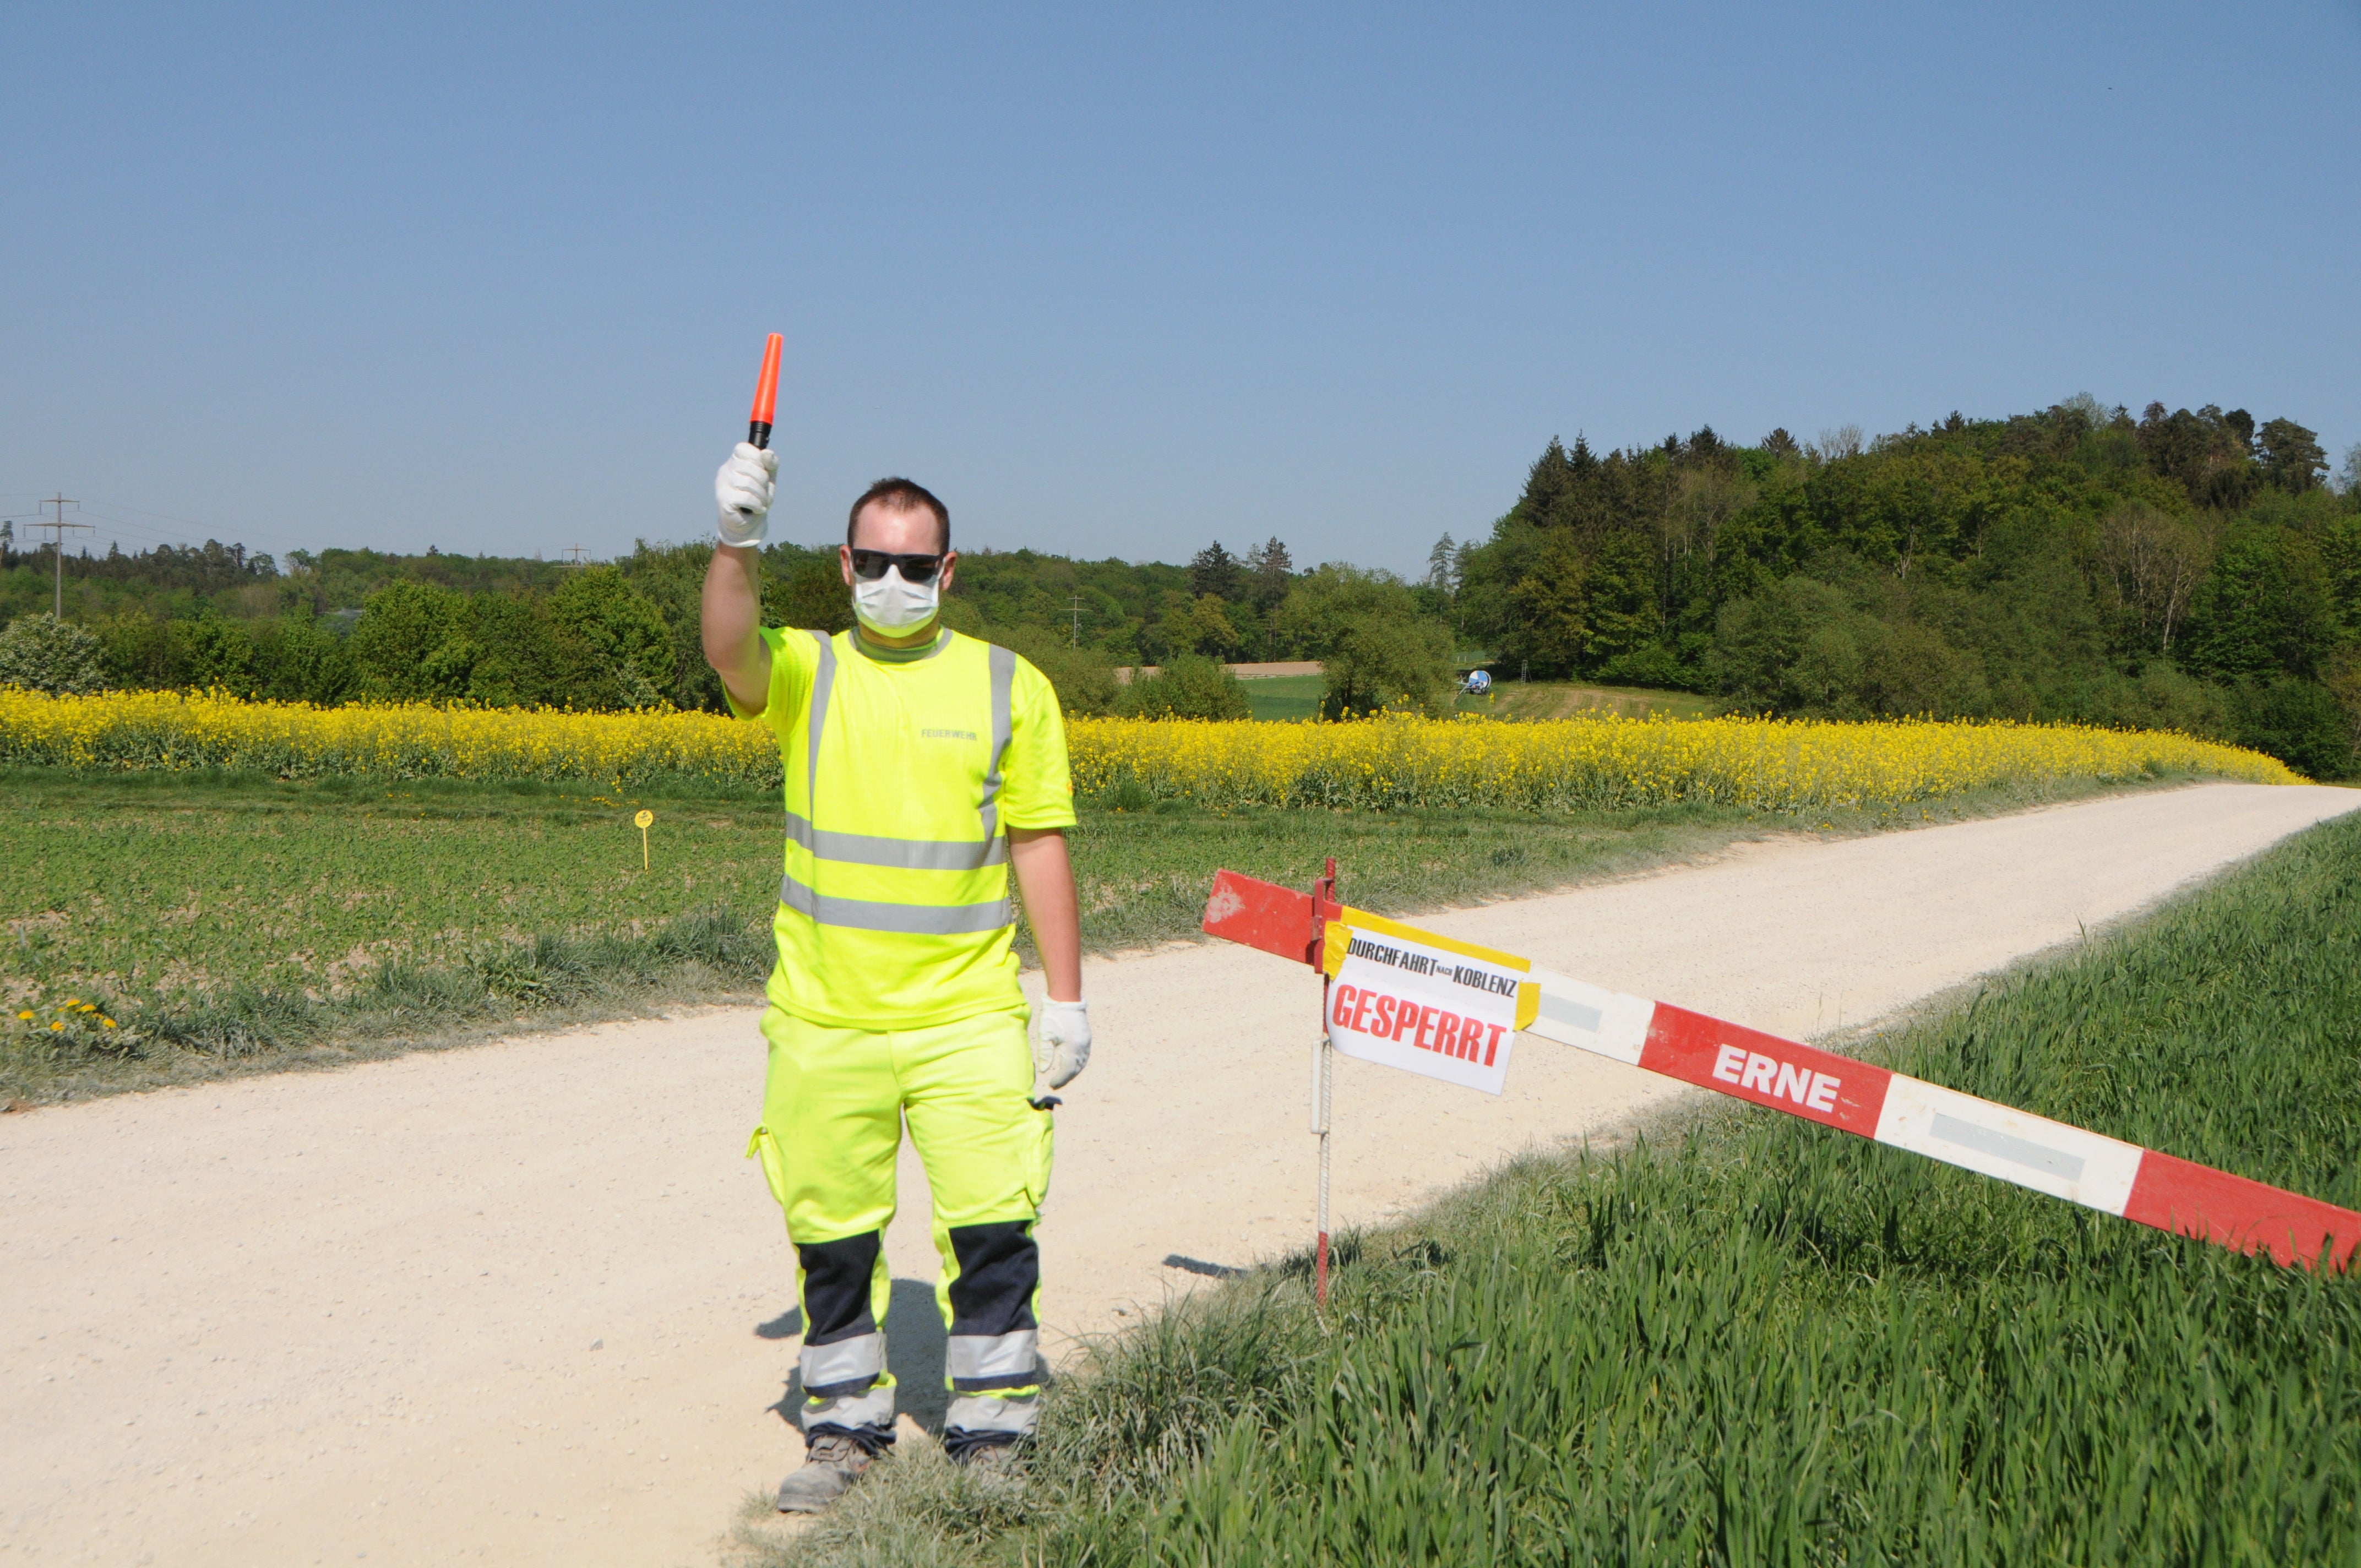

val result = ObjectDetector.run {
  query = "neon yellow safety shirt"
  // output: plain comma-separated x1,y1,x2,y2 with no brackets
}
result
732,624,1076,1030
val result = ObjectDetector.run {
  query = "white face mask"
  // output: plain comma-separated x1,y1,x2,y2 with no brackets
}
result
852,564,941,636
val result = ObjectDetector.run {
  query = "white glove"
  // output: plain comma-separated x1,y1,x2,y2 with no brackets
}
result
714,443,777,547
1033,999,1091,1092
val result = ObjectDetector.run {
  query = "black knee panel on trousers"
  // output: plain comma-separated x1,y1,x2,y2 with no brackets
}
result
796,1231,882,1345
945,1221,1040,1337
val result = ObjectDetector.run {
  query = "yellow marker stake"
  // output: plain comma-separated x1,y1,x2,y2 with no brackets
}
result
635,808,654,870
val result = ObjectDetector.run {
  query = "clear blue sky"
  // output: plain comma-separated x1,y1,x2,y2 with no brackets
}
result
4,3,2356,577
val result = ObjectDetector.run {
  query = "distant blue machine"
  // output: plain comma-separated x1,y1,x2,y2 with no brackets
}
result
1460,669,1493,698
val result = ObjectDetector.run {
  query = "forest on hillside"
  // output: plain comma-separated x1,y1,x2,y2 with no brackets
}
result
1450,400,2361,775
4,398,2358,773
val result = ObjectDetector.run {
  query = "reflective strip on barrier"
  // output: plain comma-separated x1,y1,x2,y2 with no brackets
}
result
1874,1076,2145,1213
1519,965,1653,1066
780,873,1013,935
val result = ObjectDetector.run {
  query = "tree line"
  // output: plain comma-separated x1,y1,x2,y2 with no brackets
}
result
0,529,1463,721
4,396,2356,772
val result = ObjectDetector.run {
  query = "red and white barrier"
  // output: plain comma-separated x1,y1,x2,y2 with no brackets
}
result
1201,868,2359,1271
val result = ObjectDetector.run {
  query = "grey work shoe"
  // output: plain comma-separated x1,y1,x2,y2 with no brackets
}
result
775,1433,874,1513
952,1438,1026,1478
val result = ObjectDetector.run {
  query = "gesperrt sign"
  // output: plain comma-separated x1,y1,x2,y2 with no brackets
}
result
1320,910,1539,1096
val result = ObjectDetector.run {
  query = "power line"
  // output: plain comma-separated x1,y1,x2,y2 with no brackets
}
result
25,495,93,618
66,511,240,553
1068,593,1086,648
64,495,326,556
31,499,320,562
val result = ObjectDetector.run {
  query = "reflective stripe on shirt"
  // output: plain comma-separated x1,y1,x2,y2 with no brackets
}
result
977,643,1015,841
804,629,835,813
779,871,1014,935
782,810,1010,870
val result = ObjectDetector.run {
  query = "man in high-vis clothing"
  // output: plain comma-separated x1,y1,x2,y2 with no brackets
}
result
703,442,1091,1512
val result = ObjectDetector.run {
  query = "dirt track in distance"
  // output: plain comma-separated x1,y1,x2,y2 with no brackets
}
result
5,782,2355,1567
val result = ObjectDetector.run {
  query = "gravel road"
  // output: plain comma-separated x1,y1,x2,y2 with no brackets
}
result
5,782,2354,1566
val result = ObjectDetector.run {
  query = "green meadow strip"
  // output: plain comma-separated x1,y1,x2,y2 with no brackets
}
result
2,767,1812,1099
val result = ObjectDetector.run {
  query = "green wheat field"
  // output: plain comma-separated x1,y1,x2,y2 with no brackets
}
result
745,809,2361,1566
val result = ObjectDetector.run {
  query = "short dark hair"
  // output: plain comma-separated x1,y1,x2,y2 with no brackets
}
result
846,477,950,553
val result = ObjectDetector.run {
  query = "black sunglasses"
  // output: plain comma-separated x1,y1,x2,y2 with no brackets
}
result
848,548,946,584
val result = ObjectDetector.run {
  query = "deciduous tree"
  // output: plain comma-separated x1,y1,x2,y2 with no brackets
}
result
0,613,106,695
2099,503,2213,655
550,567,672,709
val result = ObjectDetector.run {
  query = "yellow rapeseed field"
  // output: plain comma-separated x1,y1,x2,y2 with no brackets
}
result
0,687,782,791
0,688,2299,812
1069,711,2299,810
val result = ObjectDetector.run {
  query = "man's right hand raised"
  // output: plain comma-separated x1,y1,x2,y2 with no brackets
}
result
715,443,778,547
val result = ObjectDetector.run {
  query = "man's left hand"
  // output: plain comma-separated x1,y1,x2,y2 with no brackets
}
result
1033,999,1091,1091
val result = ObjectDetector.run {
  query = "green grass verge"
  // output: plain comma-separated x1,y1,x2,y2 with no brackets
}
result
1481,680,1725,722
737,810,2361,1566
1237,675,1721,725
1241,673,1324,722
2,766,2194,1102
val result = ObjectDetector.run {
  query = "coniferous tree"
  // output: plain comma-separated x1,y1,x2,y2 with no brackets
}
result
2256,418,2329,494
1188,541,1244,602
1513,438,1580,530
1244,538,1293,617
1424,533,1458,594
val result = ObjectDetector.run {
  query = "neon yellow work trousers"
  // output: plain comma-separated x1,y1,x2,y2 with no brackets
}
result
746,1002,1052,1457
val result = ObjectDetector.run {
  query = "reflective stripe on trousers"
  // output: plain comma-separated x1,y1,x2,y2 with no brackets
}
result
804,1383,895,1435
946,1391,1040,1439
801,1330,885,1397
946,1329,1040,1393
